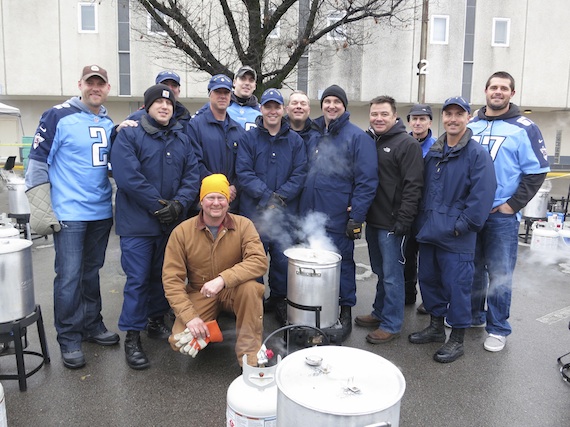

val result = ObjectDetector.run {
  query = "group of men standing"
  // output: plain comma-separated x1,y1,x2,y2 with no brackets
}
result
25,64,549,371
355,72,548,364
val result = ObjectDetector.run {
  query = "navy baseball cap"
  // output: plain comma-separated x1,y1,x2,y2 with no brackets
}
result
208,74,233,92
260,88,284,105
442,96,471,114
155,70,181,86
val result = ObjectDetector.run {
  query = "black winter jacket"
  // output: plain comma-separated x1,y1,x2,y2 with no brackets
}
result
365,119,424,230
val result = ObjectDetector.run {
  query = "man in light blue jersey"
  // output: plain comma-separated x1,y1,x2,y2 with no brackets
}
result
227,66,261,130
468,71,550,352
25,65,120,369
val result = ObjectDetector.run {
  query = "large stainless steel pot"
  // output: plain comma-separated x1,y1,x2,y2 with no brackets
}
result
276,346,406,427
0,239,35,323
284,247,341,329
523,180,551,219
6,176,31,215
0,221,19,239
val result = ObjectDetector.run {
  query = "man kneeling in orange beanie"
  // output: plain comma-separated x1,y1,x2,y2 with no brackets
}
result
163,174,268,366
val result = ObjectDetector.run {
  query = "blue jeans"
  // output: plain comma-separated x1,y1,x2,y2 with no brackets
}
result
471,212,519,336
365,225,406,334
52,218,113,352
418,244,474,328
118,235,171,331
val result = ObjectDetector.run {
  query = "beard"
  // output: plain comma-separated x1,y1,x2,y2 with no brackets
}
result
487,97,510,111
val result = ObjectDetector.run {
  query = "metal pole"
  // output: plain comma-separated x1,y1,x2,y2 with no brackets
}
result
298,0,309,93
418,0,429,103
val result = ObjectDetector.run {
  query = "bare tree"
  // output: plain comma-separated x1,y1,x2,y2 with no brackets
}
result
133,0,413,95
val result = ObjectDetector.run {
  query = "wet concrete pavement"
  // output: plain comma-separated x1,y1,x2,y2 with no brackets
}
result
1,177,570,427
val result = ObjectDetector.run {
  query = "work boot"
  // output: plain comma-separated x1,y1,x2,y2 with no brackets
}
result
264,296,284,313
146,316,171,340
408,315,446,344
275,299,287,327
416,303,428,315
340,306,352,341
433,328,465,363
125,331,150,370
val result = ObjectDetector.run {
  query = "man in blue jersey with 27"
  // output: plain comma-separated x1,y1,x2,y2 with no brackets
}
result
468,71,550,352
25,65,120,369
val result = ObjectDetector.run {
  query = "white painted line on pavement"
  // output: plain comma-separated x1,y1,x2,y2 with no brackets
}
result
355,262,373,280
536,306,570,325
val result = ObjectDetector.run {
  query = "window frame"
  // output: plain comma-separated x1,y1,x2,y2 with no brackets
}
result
492,17,511,47
430,15,449,45
327,10,348,41
147,11,168,35
267,7,280,39
78,2,98,33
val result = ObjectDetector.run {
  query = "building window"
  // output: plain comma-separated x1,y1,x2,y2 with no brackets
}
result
267,7,280,39
118,0,131,96
78,2,97,33
327,11,347,41
492,18,510,47
430,15,449,45
147,11,167,35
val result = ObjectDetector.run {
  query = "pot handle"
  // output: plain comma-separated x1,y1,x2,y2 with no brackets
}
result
296,267,321,277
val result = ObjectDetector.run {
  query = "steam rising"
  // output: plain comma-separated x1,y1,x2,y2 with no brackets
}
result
254,209,338,254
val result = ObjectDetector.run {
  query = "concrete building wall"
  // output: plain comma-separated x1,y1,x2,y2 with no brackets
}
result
1,0,570,163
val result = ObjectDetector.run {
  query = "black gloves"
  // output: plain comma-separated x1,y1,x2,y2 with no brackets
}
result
392,222,410,236
267,193,286,209
346,219,363,240
154,199,183,224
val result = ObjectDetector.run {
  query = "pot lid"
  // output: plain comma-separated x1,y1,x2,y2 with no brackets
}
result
0,238,32,254
283,247,341,264
0,227,19,238
276,346,405,415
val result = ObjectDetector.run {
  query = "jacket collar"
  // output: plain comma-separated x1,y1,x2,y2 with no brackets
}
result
196,211,236,231
366,118,408,142
140,114,182,135
230,92,261,109
477,103,521,121
255,115,290,138
313,111,350,135
430,127,473,156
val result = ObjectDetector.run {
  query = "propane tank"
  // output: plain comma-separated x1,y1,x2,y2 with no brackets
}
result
226,355,280,426
0,381,7,427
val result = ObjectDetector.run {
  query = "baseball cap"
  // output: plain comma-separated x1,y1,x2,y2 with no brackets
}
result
260,88,284,106
235,66,257,80
155,70,181,86
208,74,233,92
81,65,108,83
442,96,471,114
407,104,433,121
